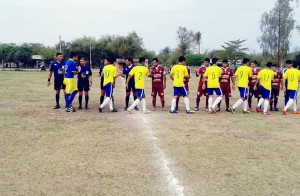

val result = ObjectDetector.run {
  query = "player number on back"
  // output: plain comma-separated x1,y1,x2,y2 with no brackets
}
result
176,70,179,79
212,72,216,80
240,71,244,78
138,72,142,80
105,70,110,78
291,74,295,81
263,74,269,82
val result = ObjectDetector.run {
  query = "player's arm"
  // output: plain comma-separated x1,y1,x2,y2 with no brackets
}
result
253,72,261,90
195,69,200,77
47,70,53,87
169,68,174,80
185,69,190,79
163,73,167,89
202,71,208,89
89,69,93,87
230,70,236,90
125,74,132,89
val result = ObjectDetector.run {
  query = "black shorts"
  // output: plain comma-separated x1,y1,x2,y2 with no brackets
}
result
126,81,136,93
100,78,105,90
54,78,65,91
271,89,280,99
78,80,90,92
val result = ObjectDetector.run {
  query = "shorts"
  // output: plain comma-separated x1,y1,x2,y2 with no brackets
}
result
78,80,90,92
136,89,145,99
63,78,78,94
259,86,271,99
207,88,223,96
126,81,136,93
238,87,249,99
54,77,65,91
152,85,164,97
174,87,188,97
100,78,105,90
287,90,297,100
249,85,261,98
197,84,207,96
271,88,280,99
220,84,231,97
104,83,113,98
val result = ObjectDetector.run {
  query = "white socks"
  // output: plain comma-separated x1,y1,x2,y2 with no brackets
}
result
263,100,269,113
208,97,213,111
212,97,222,108
293,100,297,112
243,100,248,111
257,98,264,107
141,98,146,111
184,97,190,111
109,99,113,110
232,99,244,109
100,97,111,109
129,99,140,110
284,99,294,111
171,98,176,111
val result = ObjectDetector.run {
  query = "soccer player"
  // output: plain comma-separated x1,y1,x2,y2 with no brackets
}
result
47,52,65,109
99,63,105,105
202,58,223,114
149,58,167,111
195,58,210,111
229,58,253,114
121,57,138,111
98,57,117,113
77,57,92,109
169,56,194,114
126,57,151,114
282,62,300,115
270,64,283,111
253,62,275,115
283,60,293,106
175,63,191,110
64,52,79,112
217,59,235,112
248,60,261,112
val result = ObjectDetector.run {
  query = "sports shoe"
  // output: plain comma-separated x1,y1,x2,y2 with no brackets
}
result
170,110,179,114
124,107,128,111
151,107,156,111
78,105,82,110
186,110,195,114
98,106,103,113
127,108,133,114
134,106,139,111
225,108,231,112
263,112,271,115
274,108,279,111
281,109,288,115
205,107,209,112
270,107,273,111
210,107,216,114
243,111,251,114
162,107,168,111
216,108,220,112
256,107,263,113
53,105,60,109
194,107,199,111
85,106,89,110
292,111,300,115
248,108,253,112
143,110,151,114
66,107,75,112
209,111,216,114
228,107,235,114
110,108,118,112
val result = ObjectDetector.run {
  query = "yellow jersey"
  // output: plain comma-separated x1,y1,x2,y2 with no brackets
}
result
283,68,300,90
170,64,189,87
235,65,252,88
129,65,149,89
203,64,222,88
102,64,117,86
257,68,274,90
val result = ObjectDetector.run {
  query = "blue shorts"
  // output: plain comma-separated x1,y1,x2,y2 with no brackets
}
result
287,90,297,99
174,87,188,97
259,86,271,99
207,88,222,96
136,89,145,99
104,83,113,97
238,87,249,99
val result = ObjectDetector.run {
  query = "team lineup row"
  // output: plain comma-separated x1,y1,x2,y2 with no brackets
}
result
47,52,300,115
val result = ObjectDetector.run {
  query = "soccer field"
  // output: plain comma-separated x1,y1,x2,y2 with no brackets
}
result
0,70,300,195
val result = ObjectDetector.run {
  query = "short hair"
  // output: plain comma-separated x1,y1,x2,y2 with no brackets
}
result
251,60,258,65
105,56,115,64
292,63,298,68
212,58,218,64
179,56,186,63
204,58,210,62
139,57,146,63
56,52,62,57
152,58,159,62
125,57,133,63
70,52,78,59
222,59,228,63
286,60,293,64
243,58,250,64
80,57,86,61
272,64,278,67
266,62,273,67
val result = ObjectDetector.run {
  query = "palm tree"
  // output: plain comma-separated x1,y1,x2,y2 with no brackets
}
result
194,31,202,54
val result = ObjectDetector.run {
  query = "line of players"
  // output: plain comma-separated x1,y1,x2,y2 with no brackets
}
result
47,52,300,115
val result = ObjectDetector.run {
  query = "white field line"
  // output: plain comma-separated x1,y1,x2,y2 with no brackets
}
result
121,77,184,196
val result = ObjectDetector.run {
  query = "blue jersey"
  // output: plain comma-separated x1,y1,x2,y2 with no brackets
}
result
123,65,135,82
78,65,92,81
50,61,64,79
64,59,77,78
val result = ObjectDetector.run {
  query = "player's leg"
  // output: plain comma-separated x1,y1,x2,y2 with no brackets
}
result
141,90,150,114
262,88,271,115
269,90,274,111
125,86,131,110
205,90,209,111
151,87,158,110
175,96,180,110
230,87,247,113
248,87,254,111
132,86,139,111
53,78,62,109
195,85,202,110
181,87,193,114
211,88,223,113
217,86,225,111
84,90,89,109
256,86,265,113
127,89,143,113
282,90,296,114
69,80,78,110
274,89,279,111
158,86,166,111
100,89,105,105
78,81,83,109
99,83,113,112
170,88,179,113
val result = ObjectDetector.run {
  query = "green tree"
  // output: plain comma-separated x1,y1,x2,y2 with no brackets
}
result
221,39,249,66
185,54,205,66
194,31,202,54
176,27,195,55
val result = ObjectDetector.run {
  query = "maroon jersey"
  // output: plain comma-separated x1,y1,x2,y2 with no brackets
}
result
271,71,282,89
197,66,208,86
220,67,234,85
249,68,261,86
150,66,165,86
183,66,191,87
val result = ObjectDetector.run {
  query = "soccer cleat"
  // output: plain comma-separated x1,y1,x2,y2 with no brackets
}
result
228,107,235,114
143,110,151,114
256,107,263,113
53,105,60,109
270,107,273,111
98,106,103,113
210,107,216,113
243,111,251,114
127,108,133,114
292,111,300,115
124,107,128,111
162,107,168,111
134,106,139,111
151,107,156,111
66,107,75,112
216,108,220,112
274,108,279,111
110,108,118,112
263,112,271,115
70,105,75,109
226,109,231,112
281,109,288,115
78,105,82,110
205,107,209,112
186,110,195,114
85,106,89,110
170,110,179,114
194,107,199,111
248,108,253,112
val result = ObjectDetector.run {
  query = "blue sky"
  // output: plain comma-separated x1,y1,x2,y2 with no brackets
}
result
1,0,299,53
